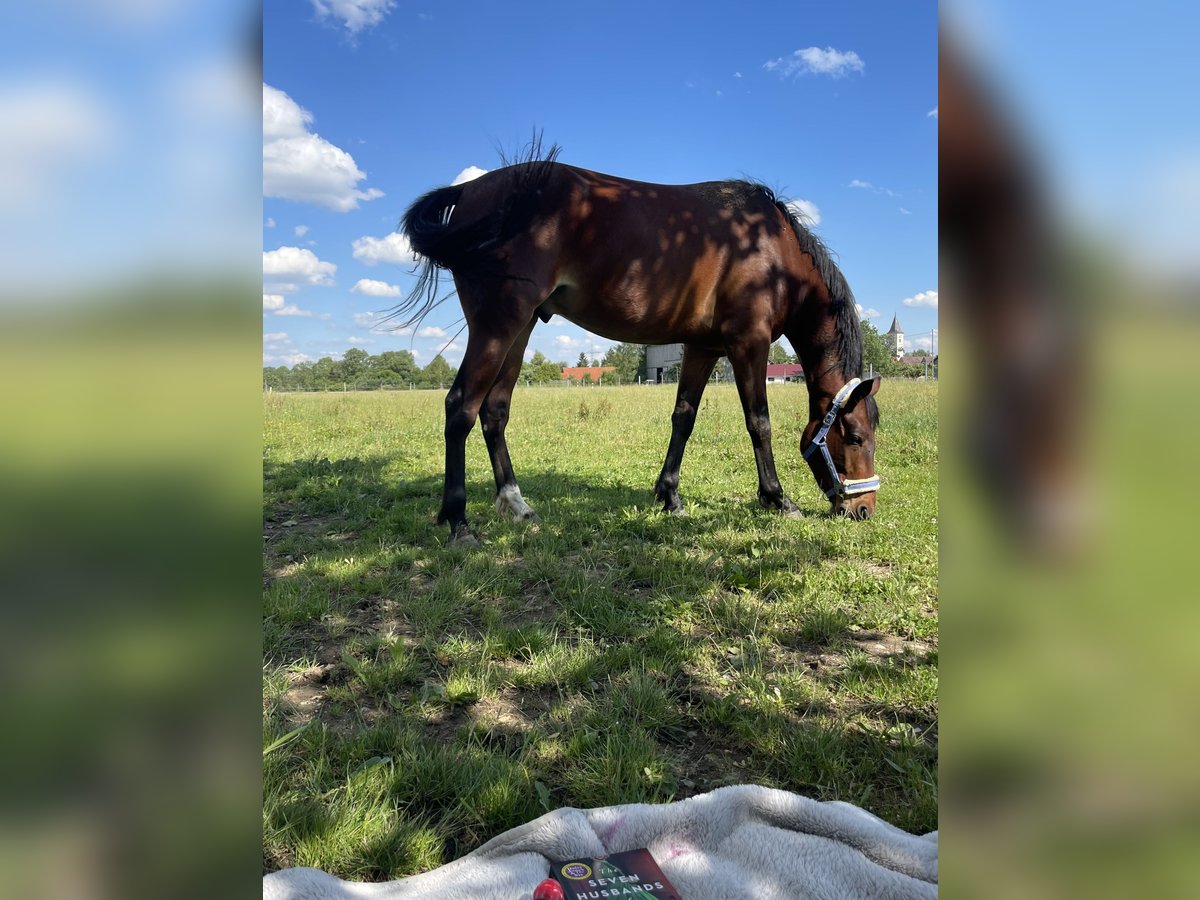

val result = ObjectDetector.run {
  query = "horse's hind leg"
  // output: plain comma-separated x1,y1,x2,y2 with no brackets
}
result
482,319,539,522
726,338,801,517
439,310,535,544
654,346,720,514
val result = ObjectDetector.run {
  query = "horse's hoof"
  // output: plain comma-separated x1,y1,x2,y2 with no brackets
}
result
448,526,480,547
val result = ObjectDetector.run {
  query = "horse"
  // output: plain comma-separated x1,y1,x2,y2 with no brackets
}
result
398,148,880,544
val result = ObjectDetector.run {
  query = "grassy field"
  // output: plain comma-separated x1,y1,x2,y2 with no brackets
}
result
263,380,937,879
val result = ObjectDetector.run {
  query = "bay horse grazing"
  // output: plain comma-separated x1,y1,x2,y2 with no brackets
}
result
399,149,880,544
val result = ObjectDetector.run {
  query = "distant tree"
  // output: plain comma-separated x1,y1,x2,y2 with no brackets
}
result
859,322,900,376
374,350,420,385
768,341,794,365
601,343,646,384
577,352,589,367
524,350,562,384
335,347,371,384
910,348,930,357
421,354,455,389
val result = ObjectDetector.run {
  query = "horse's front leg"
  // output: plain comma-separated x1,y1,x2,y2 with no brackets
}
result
654,346,719,513
481,319,539,522
726,338,801,517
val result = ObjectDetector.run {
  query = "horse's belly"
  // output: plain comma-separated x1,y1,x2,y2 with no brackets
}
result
544,283,718,345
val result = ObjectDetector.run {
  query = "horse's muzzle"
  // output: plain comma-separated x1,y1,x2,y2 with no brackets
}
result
833,499,874,520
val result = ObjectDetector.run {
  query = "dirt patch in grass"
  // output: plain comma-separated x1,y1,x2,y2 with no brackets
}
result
857,560,896,579
848,629,934,662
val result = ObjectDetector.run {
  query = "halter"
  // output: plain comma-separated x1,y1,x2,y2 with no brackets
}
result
802,377,881,499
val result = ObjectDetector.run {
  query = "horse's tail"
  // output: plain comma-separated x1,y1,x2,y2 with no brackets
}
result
390,136,562,330
386,184,475,331
402,184,466,269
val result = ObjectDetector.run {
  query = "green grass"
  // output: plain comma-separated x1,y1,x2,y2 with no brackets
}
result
263,381,937,879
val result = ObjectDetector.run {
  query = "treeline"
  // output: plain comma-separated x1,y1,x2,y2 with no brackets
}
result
262,331,931,392
263,348,454,392
860,322,936,377
262,343,652,392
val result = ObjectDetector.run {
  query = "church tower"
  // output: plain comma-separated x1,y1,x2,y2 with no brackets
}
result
885,315,904,358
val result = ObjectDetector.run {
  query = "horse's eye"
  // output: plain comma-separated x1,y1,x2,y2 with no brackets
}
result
845,434,864,446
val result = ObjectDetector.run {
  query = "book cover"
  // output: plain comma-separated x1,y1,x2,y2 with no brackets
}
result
551,848,682,900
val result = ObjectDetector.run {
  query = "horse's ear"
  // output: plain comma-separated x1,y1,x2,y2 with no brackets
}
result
845,376,880,410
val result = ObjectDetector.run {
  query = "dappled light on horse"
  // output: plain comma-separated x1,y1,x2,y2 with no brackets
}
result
399,147,881,543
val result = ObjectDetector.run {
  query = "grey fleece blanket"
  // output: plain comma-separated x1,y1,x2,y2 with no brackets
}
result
264,785,937,899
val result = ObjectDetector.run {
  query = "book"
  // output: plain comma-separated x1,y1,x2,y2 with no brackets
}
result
551,848,682,900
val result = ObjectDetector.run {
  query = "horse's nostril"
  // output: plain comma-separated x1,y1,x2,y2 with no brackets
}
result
856,504,871,521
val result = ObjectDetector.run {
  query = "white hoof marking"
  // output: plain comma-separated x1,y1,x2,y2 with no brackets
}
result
495,485,537,522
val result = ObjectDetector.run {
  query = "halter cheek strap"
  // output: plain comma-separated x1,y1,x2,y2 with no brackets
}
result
801,377,881,499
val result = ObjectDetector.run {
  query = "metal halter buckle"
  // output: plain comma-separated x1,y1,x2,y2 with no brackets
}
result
801,377,881,499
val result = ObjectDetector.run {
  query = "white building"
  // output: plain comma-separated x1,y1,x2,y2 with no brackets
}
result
885,315,905,358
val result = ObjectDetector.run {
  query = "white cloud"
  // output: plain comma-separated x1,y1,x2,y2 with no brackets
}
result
263,245,336,285
902,290,938,309
264,351,314,366
855,305,881,320
785,199,821,226
927,106,938,119
764,47,865,79
347,335,375,344
311,0,396,35
263,331,289,343
265,217,276,228
418,326,448,338
352,231,418,266
733,71,743,79
899,207,912,215
263,293,313,317
351,278,401,297
546,315,569,327
0,81,116,212
294,224,309,237
352,311,383,327
909,332,938,352
848,178,897,198
451,165,487,185
263,84,383,212
352,310,411,334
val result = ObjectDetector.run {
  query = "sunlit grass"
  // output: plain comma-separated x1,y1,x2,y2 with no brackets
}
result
263,381,937,879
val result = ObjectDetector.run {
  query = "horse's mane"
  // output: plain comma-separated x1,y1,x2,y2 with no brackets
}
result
732,183,860,379
496,131,563,194
745,182,877,425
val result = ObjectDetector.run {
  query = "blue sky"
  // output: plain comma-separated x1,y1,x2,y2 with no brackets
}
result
263,1,939,368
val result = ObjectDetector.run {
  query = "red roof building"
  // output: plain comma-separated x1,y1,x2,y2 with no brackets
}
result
561,366,617,382
764,363,805,382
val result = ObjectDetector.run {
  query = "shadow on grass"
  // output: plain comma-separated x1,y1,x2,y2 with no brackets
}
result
262,455,937,879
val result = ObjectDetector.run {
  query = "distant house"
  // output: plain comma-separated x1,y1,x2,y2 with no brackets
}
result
765,363,805,383
897,354,938,378
561,365,617,383
645,344,684,383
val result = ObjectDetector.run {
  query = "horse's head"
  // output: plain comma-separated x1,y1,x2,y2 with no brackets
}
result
801,377,881,520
